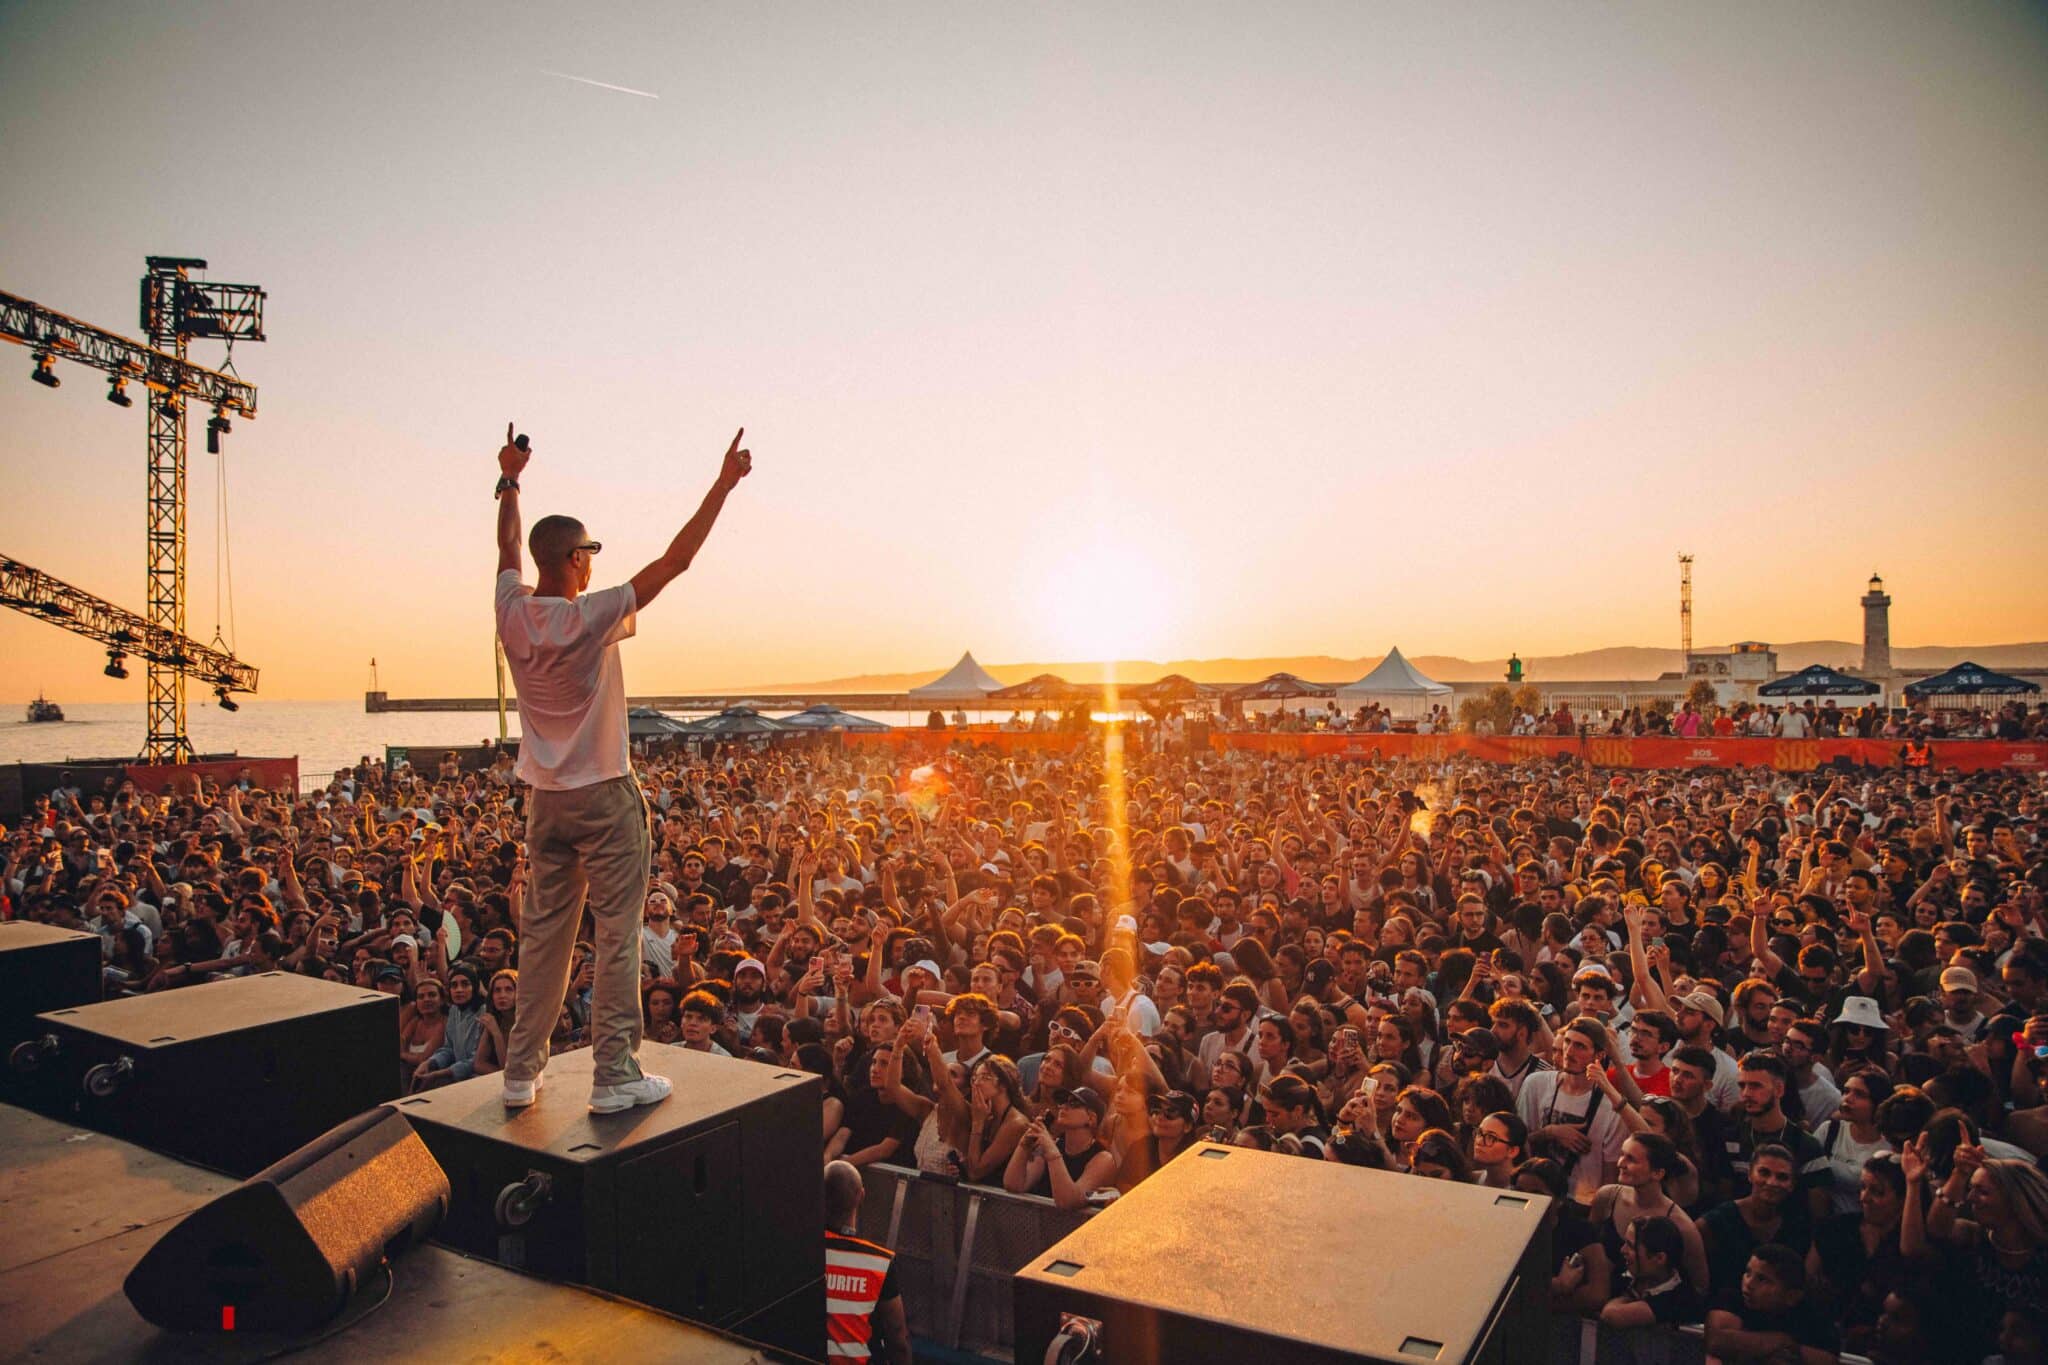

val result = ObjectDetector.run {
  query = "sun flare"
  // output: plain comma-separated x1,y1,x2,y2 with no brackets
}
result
1028,537,1177,662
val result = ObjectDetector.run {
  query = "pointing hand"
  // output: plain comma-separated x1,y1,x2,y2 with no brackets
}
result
499,422,531,478
718,427,752,490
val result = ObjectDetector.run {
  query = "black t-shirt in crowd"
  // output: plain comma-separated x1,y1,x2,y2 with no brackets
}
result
1029,1141,1108,1201
1699,1201,1814,1313
1628,1274,1707,1326
840,1087,916,1158
1726,1114,1828,1197
1734,1297,1840,1354
1811,1211,1909,1332
1550,1209,1601,1276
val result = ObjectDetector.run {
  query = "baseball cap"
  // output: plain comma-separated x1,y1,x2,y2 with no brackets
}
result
390,934,418,950
1053,1087,1106,1119
909,958,944,980
1148,1090,1200,1122
1941,966,1979,994
1677,990,1725,1028
734,957,767,979
1453,1026,1502,1060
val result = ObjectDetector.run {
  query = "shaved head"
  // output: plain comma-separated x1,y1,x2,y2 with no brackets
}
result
529,515,587,565
824,1159,865,1230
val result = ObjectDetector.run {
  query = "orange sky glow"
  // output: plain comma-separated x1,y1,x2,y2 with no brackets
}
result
2,3,2044,702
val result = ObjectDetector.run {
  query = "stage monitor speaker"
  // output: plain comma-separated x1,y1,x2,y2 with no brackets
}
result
397,1044,823,1360
1014,1143,1552,1365
124,1104,449,1333
1,922,101,1103
35,971,399,1175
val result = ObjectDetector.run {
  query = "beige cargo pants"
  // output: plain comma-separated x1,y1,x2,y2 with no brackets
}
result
505,775,651,1087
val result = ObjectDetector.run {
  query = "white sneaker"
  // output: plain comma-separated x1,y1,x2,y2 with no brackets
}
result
588,1074,672,1114
501,1072,545,1108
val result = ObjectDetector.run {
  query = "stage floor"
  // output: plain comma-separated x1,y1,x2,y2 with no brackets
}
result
0,1103,785,1364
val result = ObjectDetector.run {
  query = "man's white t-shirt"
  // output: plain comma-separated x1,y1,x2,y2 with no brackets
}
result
1115,989,1162,1038
642,924,678,979
1517,1071,1627,1204
494,571,636,791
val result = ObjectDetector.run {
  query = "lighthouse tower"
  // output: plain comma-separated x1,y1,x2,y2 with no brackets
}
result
1861,575,1893,675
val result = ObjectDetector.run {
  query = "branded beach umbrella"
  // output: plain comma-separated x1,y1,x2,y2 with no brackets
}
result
1757,665,1881,698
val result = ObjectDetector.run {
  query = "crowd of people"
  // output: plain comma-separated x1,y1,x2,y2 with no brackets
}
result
1230,697,2047,741
10,735,2048,1364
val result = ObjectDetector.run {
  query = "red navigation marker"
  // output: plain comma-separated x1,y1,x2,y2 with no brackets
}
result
221,1305,235,1331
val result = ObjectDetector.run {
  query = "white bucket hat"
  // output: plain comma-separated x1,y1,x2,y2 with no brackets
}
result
1833,996,1889,1032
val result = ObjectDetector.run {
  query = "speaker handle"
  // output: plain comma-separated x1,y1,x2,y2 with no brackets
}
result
85,1056,136,1098
1046,1314,1104,1364
494,1170,554,1229
8,1033,59,1072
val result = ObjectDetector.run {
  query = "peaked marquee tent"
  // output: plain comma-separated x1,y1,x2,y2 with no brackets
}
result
1335,647,1452,720
907,652,1004,705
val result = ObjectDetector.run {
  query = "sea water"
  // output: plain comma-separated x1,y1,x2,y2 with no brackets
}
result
0,699,921,784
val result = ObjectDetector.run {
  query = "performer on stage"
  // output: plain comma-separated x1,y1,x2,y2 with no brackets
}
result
491,422,753,1112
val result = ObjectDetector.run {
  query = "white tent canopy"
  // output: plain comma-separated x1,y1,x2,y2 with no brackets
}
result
907,651,1004,704
1335,647,1452,719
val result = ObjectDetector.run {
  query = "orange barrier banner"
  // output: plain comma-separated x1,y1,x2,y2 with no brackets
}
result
1207,732,2047,772
845,729,1088,757
125,757,301,794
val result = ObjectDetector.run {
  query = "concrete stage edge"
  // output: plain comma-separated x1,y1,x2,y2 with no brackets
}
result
0,1103,788,1364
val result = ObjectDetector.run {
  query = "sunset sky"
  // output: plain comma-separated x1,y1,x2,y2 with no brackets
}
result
3,2,2045,702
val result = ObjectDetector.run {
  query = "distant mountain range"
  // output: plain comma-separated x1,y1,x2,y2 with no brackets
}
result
744,642,2048,693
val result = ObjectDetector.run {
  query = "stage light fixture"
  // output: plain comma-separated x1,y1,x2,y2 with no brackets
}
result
106,377,133,408
158,396,183,421
30,353,59,388
104,651,130,680
216,687,239,713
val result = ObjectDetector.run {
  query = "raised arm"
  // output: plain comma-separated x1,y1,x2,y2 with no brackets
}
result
1623,903,1672,1014
629,428,752,611
1748,897,1788,981
278,844,310,913
495,423,528,576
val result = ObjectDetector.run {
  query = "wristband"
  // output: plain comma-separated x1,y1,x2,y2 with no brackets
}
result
494,475,520,498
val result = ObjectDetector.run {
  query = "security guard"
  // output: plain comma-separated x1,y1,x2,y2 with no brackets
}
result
823,1161,911,1364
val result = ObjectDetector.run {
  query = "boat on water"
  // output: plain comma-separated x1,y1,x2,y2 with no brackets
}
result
27,694,64,723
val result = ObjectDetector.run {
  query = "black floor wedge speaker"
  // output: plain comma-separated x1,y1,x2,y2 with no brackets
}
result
124,1105,449,1333
396,1043,824,1359
0,921,101,1106
33,970,399,1174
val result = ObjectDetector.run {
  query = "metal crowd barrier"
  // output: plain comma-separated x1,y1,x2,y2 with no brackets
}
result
855,1162,1097,1360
